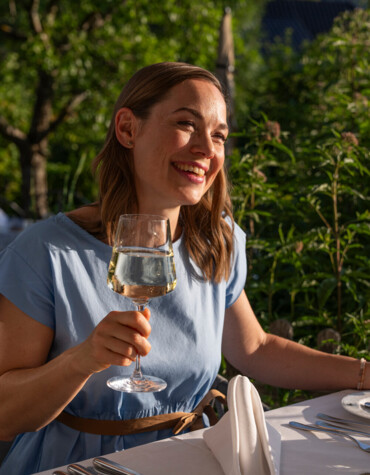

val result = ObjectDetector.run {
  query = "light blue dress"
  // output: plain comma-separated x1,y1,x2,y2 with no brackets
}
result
0,213,246,475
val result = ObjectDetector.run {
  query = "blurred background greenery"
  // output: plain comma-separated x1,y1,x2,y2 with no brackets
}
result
0,0,369,407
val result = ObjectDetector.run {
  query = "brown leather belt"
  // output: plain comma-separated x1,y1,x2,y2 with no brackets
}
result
56,388,226,436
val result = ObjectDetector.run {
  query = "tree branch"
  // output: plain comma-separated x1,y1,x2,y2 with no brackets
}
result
55,10,113,54
80,12,109,33
0,116,27,146
45,0,59,25
27,0,50,47
79,0,128,33
36,91,89,141
9,0,17,16
29,0,43,34
56,1,127,54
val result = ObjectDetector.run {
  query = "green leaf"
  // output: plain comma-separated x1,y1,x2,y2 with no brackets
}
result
317,278,338,309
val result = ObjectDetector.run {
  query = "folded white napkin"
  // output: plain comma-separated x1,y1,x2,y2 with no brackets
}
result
203,375,279,475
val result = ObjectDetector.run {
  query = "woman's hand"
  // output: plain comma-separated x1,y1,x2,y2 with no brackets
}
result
72,308,152,376
0,300,152,438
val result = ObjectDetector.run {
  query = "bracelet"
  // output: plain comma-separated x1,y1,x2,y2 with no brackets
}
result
357,358,366,390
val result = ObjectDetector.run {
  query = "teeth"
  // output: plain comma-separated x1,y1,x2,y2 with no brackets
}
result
175,163,205,176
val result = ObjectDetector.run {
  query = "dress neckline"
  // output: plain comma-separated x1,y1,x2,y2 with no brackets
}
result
57,212,183,252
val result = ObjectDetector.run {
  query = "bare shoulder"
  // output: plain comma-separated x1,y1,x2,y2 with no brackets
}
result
0,294,53,372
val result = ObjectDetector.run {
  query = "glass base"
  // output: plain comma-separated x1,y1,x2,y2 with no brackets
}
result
107,375,167,393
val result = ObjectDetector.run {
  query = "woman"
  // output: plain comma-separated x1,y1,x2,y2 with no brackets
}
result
0,62,368,475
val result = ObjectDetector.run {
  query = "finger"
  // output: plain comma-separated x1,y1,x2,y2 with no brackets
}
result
107,330,151,358
110,326,152,356
110,310,152,338
96,319,151,357
140,308,151,321
118,311,152,338
105,338,137,361
75,339,136,373
128,310,152,337
104,347,137,367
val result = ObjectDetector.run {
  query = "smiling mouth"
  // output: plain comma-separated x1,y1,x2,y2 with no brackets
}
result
173,163,206,176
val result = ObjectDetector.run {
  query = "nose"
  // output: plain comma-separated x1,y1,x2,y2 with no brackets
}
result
190,132,216,159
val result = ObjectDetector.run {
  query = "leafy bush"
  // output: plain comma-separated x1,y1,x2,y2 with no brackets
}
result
226,8,370,407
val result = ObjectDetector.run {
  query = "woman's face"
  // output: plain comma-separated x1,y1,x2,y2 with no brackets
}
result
130,79,228,215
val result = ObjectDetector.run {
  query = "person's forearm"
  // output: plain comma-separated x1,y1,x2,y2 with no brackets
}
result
0,345,92,440
241,334,369,391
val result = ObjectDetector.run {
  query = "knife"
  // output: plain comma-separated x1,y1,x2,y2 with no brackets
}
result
317,412,370,428
93,457,143,475
315,420,370,437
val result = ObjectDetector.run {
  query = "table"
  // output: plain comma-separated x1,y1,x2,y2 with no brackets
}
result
35,389,370,475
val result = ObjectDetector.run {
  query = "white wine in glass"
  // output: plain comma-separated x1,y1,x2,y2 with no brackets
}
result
106,214,176,393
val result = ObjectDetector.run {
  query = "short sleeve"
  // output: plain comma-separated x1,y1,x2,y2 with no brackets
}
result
0,238,55,330
225,222,247,308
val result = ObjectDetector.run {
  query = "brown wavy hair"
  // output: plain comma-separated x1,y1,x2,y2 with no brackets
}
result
90,62,234,282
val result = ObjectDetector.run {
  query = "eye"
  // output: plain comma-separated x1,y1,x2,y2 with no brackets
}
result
178,121,196,130
213,133,227,144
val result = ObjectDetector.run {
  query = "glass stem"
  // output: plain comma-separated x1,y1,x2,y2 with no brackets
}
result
131,303,146,381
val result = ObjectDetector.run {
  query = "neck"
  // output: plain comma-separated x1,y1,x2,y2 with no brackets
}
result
137,205,181,242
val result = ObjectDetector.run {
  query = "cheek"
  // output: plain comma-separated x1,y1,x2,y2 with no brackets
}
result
210,155,224,177
204,167,223,192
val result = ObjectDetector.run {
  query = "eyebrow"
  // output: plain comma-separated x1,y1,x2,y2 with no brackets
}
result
172,107,229,131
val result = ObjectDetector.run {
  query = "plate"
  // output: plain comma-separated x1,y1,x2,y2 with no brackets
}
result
341,391,370,420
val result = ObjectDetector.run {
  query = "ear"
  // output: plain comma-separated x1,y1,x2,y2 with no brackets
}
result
115,107,138,149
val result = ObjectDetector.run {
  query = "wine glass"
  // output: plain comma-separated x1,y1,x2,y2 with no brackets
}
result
106,214,177,393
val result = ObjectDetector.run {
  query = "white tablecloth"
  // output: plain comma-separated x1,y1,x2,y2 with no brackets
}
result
35,389,370,475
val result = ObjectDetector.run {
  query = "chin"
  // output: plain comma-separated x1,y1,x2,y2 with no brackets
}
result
175,187,207,206
178,194,204,207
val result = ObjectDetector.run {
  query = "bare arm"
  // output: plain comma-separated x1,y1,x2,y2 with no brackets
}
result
222,290,369,391
0,295,151,440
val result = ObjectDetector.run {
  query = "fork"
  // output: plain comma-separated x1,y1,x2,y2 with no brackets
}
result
67,463,97,474
289,421,370,453
93,456,143,475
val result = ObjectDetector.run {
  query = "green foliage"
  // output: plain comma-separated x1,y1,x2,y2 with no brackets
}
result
0,0,258,214
248,8,370,146
225,10,369,407
231,122,369,337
